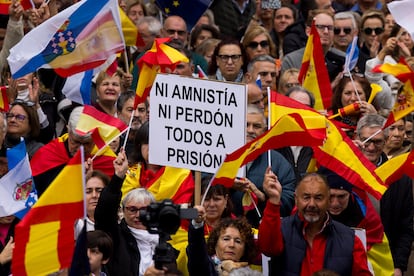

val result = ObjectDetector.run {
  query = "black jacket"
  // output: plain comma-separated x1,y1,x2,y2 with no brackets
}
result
378,153,414,271
95,175,141,276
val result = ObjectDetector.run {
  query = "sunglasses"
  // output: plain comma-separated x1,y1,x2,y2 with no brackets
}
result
6,112,26,121
363,27,384,35
247,40,269,49
11,99,35,107
334,27,352,35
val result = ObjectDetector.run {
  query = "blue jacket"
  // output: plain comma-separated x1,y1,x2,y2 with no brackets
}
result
231,150,296,227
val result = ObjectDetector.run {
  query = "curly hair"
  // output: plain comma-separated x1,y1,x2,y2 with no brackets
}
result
207,217,256,263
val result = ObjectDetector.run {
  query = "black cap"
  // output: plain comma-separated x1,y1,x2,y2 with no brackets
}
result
318,167,352,193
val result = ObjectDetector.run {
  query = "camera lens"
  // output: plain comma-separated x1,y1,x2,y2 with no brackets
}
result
158,205,181,234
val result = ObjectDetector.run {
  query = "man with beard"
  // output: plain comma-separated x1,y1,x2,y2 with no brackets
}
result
258,172,371,275
116,91,148,159
231,105,296,228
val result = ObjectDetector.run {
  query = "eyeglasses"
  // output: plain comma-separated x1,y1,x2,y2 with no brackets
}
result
11,99,35,107
124,206,147,214
217,54,242,62
334,27,352,35
247,40,269,49
363,27,384,35
6,112,26,121
359,136,385,147
315,24,334,32
165,29,187,36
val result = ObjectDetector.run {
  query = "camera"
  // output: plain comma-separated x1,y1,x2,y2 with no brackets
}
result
139,199,198,270
139,199,198,235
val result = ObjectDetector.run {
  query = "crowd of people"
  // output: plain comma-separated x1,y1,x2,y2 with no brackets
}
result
0,0,414,275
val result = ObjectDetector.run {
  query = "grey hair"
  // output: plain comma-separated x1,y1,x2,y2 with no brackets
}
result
0,112,6,134
286,86,316,108
247,55,275,73
247,104,267,127
334,11,357,30
121,188,155,208
356,114,388,139
137,16,162,36
67,106,92,139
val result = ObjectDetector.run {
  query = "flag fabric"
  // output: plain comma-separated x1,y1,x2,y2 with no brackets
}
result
313,120,388,200
0,0,11,14
344,35,359,73
0,85,9,111
298,21,333,111
12,151,84,276
375,150,414,186
0,140,36,218
197,65,208,79
119,7,145,47
242,190,258,214
122,164,195,204
373,59,414,128
134,37,189,107
155,0,212,30
8,0,124,78
212,113,326,187
61,70,93,105
388,0,414,43
76,105,128,149
20,0,33,10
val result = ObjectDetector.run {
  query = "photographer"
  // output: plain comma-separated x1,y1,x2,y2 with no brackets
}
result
95,149,175,276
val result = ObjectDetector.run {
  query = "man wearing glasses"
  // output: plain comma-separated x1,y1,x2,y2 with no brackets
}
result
354,114,414,276
281,10,345,82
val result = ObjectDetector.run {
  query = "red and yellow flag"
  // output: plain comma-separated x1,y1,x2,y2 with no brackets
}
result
212,113,326,187
298,21,333,111
12,151,84,276
313,120,387,199
134,38,189,107
0,86,9,111
75,105,127,149
375,150,414,186
373,59,414,128
0,0,11,14
119,8,145,47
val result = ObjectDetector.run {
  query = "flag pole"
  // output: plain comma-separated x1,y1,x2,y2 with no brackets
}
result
267,87,272,168
122,111,134,149
248,191,261,218
361,128,383,145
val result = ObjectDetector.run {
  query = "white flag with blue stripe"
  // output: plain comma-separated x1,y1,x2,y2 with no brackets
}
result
344,36,359,73
0,139,37,218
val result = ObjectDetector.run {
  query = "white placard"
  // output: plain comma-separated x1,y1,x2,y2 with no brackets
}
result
149,74,247,173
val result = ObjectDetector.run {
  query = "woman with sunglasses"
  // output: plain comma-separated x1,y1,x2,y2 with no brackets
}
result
242,25,276,62
360,10,386,58
4,100,43,159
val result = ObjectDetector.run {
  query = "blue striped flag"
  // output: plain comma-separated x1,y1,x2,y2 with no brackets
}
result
343,36,359,73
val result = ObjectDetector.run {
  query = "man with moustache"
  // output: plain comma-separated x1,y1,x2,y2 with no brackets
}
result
231,105,296,228
259,172,371,275
116,91,148,158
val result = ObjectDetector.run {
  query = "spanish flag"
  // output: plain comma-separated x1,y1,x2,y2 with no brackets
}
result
298,21,333,111
375,150,414,186
0,86,9,111
12,151,84,276
119,8,145,47
373,59,414,128
0,0,11,15
134,38,189,107
76,105,128,149
212,113,326,187
313,120,387,200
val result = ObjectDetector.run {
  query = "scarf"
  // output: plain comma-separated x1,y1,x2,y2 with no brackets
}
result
215,69,244,82
128,226,159,276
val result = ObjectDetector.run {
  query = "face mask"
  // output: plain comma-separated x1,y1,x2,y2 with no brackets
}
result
16,88,30,101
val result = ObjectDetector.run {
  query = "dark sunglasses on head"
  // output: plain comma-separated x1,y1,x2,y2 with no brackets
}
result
247,40,269,49
11,99,35,107
334,27,352,35
363,27,384,35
